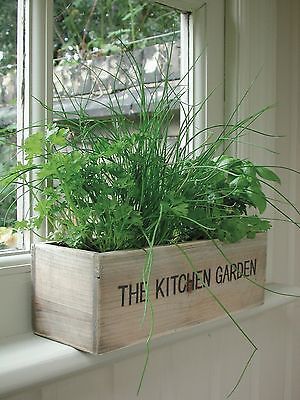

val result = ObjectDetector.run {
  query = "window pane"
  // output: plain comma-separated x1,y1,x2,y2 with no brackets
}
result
45,1,182,250
52,1,181,151
52,0,181,129
53,0,180,60
0,1,181,251
0,1,17,250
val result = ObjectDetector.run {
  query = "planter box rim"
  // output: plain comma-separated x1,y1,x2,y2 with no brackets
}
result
34,233,267,257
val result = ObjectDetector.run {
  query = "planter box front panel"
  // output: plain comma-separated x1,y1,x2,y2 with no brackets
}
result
33,234,266,354
32,245,96,352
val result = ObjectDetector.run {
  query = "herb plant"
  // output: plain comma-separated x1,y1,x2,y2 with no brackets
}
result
0,54,280,251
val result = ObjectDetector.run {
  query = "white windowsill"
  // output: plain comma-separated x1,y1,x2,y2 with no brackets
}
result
0,283,299,397
0,251,31,270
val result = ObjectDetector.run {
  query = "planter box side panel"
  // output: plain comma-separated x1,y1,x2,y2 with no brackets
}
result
97,234,266,353
32,244,97,353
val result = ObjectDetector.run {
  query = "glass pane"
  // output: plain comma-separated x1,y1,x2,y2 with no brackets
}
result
0,1,17,250
52,0,181,161
52,1,180,97
53,1,180,60
45,1,182,250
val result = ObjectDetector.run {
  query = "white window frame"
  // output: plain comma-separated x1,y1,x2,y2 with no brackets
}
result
0,0,53,266
179,0,224,154
17,0,53,250
0,0,224,269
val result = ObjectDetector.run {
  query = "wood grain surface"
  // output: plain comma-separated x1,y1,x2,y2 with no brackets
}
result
32,234,267,353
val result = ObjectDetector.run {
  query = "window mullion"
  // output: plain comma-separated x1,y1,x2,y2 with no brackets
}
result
180,0,225,156
17,0,31,249
17,0,53,249
190,4,207,156
45,0,54,124
180,4,207,156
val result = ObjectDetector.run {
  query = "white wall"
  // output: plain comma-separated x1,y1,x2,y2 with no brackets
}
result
1,306,293,400
273,2,300,398
2,1,300,399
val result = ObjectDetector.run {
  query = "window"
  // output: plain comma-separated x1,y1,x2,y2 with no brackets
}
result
52,0,181,140
0,0,224,257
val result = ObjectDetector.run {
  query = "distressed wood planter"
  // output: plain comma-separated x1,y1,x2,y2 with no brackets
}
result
32,233,266,354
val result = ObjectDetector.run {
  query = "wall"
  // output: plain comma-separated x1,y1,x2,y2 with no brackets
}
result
273,1,300,398
1,307,292,400
2,1,300,399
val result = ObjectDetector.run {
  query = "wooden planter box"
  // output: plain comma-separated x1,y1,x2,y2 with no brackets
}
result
32,234,266,354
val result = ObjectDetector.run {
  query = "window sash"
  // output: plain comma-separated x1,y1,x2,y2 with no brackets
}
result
180,1,225,155
1,0,224,260
15,0,53,251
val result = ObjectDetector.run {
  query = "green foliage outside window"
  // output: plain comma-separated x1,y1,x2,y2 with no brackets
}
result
0,0,179,69
53,0,179,60
0,126,16,249
0,126,16,227
0,0,180,246
0,0,17,74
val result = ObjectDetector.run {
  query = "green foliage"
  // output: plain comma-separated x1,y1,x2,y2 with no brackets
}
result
0,126,16,228
182,155,273,243
0,0,17,73
0,1,179,71
0,48,282,252
0,126,17,250
53,0,180,60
